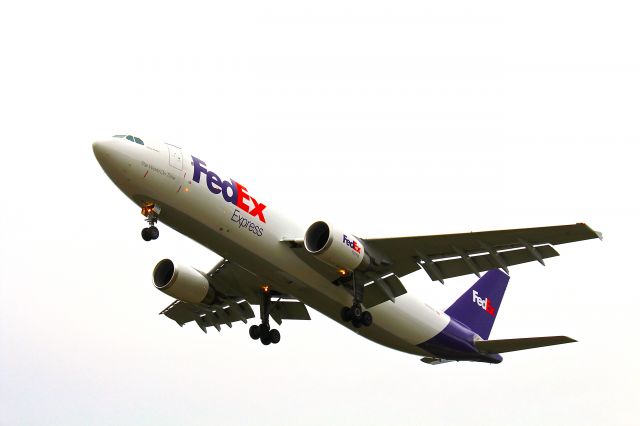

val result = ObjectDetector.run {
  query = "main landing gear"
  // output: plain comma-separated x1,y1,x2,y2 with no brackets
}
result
249,286,281,345
340,274,373,328
141,203,160,241
249,323,280,345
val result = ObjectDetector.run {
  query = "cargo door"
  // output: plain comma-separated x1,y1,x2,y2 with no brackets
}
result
167,144,183,170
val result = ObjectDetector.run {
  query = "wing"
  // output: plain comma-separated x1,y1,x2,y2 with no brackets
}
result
160,259,310,333
364,223,601,283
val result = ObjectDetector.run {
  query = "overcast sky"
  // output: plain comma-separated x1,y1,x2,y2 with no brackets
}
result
1,1,638,425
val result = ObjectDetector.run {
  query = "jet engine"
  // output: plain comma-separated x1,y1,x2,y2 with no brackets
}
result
152,259,217,304
304,221,371,272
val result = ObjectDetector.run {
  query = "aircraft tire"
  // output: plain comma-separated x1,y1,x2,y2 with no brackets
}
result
361,311,373,327
351,305,362,319
260,334,271,345
249,325,261,340
259,323,270,337
148,226,159,240
341,307,353,322
352,318,362,328
141,228,152,241
269,329,280,344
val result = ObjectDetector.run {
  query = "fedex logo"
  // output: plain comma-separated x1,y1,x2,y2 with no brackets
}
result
192,156,267,223
472,290,495,316
343,235,362,254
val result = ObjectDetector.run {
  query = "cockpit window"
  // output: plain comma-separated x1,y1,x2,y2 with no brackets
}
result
112,134,144,145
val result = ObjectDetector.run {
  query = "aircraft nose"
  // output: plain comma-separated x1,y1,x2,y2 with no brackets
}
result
92,138,125,177
92,139,113,164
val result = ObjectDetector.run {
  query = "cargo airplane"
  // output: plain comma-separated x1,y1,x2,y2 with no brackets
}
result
93,135,601,364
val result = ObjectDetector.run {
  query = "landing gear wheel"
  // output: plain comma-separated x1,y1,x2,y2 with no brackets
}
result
351,304,362,319
148,226,159,240
352,318,362,328
341,306,354,322
141,228,152,241
260,334,271,345
249,325,260,340
259,323,270,337
269,329,280,344
360,311,373,327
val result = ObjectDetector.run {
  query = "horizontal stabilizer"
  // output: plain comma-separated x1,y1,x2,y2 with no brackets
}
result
475,336,576,353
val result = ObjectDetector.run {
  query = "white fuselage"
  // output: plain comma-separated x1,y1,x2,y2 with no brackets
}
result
94,138,452,356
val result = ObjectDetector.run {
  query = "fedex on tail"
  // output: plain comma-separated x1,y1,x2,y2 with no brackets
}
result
419,270,575,365
472,290,495,316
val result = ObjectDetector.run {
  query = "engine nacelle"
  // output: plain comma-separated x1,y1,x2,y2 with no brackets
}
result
304,221,370,272
152,259,217,304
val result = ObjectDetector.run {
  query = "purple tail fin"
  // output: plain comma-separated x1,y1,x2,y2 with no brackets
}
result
444,269,510,340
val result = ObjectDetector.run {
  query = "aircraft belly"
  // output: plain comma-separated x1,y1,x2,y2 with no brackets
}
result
131,195,446,356
369,297,449,343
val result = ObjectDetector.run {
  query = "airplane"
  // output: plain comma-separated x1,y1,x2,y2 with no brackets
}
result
93,134,601,364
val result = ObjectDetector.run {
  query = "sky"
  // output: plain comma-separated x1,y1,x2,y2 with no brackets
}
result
1,1,639,425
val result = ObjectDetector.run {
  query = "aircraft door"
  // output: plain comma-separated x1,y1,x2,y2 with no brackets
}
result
167,144,183,170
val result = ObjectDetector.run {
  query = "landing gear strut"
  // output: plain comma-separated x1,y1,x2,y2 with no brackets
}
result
249,286,281,345
141,203,160,241
340,274,373,328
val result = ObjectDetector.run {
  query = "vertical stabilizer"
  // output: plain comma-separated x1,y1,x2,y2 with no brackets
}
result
444,269,510,340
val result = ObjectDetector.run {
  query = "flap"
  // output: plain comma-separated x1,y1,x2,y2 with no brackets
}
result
362,274,408,308
419,245,559,281
269,301,311,325
160,300,255,333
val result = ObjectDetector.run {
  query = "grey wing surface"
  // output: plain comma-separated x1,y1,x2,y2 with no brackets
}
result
363,223,601,283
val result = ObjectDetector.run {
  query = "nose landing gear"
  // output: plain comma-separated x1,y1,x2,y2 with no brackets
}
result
141,226,159,241
141,203,161,241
